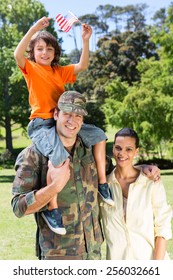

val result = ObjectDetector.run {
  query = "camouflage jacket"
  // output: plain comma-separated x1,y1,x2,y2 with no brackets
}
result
12,138,103,260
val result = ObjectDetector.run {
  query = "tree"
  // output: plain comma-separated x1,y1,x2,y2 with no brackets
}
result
102,8,173,156
152,8,167,29
123,4,148,32
78,13,109,51
0,0,59,153
75,29,158,103
103,69,173,157
101,5,124,34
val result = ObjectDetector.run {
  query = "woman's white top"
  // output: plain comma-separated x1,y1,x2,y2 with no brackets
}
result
100,169,172,260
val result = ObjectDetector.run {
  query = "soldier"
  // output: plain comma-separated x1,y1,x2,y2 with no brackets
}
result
11,91,161,260
11,91,104,260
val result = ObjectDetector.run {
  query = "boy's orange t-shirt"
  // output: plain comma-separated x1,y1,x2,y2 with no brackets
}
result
20,58,76,120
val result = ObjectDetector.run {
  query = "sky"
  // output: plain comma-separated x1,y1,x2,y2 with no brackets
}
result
39,0,172,53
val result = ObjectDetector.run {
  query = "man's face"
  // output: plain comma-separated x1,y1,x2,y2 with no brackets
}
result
54,110,83,141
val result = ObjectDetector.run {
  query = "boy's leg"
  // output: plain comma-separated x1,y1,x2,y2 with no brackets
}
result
41,163,66,235
93,140,107,184
79,124,114,206
93,141,114,206
28,118,69,166
28,120,67,234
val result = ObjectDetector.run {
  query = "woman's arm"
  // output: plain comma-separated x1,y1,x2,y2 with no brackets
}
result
152,180,172,259
153,236,167,260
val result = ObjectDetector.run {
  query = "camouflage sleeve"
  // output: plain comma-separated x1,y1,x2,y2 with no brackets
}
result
11,145,45,218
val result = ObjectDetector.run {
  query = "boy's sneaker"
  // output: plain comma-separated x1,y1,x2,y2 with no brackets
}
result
98,183,114,206
41,208,66,235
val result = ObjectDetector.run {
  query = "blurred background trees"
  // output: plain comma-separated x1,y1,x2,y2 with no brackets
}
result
1,0,173,163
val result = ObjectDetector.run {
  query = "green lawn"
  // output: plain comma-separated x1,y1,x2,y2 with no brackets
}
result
0,169,37,260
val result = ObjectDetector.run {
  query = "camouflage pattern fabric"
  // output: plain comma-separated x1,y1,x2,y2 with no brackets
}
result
12,138,103,260
58,90,88,116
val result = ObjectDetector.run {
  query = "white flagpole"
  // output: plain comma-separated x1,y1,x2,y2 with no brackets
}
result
68,11,83,25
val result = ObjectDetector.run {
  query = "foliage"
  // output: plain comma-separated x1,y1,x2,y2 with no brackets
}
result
74,28,159,113
0,0,60,153
1,1,173,157
73,3,173,154
102,11,173,156
85,101,107,131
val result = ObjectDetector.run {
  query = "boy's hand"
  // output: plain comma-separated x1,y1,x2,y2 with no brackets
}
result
82,24,92,40
32,16,51,32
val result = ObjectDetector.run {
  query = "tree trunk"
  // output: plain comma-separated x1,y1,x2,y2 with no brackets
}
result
4,79,13,153
5,114,13,153
72,28,78,51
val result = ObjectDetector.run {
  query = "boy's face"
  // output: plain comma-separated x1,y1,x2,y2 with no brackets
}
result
34,39,55,66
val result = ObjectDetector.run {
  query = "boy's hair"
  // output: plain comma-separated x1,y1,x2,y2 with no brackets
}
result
114,128,139,148
27,31,61,67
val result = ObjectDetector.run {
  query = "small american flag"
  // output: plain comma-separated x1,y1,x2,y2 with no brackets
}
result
56,11,80,32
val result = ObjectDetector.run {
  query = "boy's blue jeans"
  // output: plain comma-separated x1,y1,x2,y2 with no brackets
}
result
28,118,107,166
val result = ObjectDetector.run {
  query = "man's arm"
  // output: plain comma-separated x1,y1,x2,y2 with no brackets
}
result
137,165,160,181
24,159,70,215
12,148,70,217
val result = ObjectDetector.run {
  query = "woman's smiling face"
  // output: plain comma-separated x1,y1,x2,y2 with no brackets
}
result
113,136,139,167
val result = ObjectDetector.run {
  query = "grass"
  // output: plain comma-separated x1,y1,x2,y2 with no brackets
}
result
159,169,173,259
0,127,36,260
0,125,172,260
0,169,37,260
0,126,31,155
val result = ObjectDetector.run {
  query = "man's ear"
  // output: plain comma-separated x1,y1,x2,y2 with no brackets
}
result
54,108,58,120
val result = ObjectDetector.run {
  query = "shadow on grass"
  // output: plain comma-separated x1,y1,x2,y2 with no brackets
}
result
161,171,173,176
0,175,14,183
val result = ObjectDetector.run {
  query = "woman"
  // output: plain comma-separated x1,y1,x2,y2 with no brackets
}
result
100,128,172,260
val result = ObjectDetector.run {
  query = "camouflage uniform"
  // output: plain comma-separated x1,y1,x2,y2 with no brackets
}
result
12,139,104,260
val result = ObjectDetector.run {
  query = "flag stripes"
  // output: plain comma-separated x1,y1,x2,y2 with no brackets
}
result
56,11,79,32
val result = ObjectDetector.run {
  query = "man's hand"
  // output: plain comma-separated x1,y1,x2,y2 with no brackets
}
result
142,165,160,182
47,158,70,193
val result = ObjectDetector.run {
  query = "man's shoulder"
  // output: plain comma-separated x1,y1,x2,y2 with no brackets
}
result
15,144,47,169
